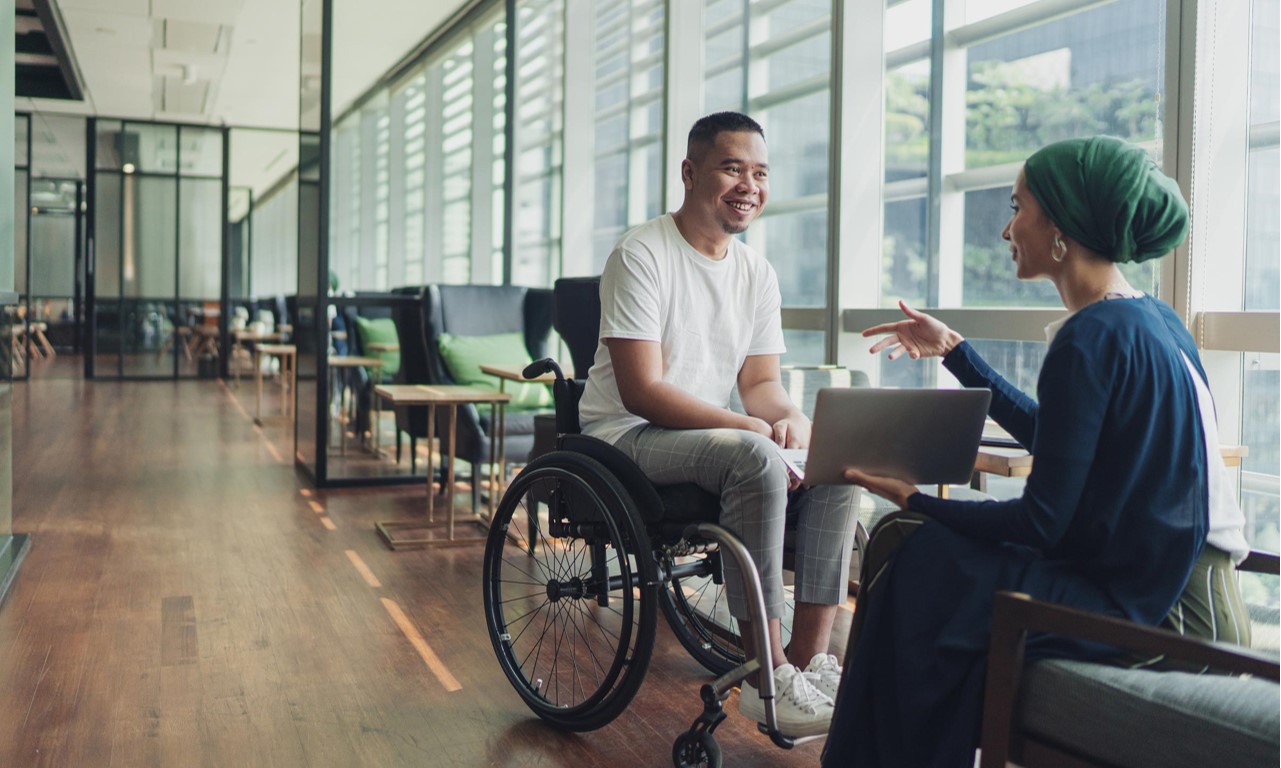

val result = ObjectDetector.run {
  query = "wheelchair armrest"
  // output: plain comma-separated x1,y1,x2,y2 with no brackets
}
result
554,378,586,435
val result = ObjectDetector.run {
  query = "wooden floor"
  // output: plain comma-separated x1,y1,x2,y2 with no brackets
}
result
0,367,847,767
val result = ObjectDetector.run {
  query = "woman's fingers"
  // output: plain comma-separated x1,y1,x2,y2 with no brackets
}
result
898,300,927,320
861,321,900,337
867,335,900,354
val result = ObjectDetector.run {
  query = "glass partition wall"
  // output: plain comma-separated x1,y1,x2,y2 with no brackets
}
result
88,120,225,379
295,0,330,482
227,127,301,385
12,115,89,380
27,179,84,363
9,115,29,380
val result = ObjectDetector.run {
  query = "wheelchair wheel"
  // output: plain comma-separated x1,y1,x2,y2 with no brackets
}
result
672,729,721,768
484,451,657,731
658,549,794,677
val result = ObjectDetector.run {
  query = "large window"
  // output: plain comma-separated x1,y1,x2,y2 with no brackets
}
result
589,0,665,272
401,73,428,286
329,8,508,291
882,0,1278,555
703,0,832,320
511,0,565,286
1239,0,1279,553
329,121,361,293
883,0,1167,313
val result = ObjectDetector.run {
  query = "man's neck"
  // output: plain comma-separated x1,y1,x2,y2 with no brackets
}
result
671,209,730,260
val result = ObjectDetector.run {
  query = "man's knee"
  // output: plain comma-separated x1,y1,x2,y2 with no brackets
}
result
719,430,788,487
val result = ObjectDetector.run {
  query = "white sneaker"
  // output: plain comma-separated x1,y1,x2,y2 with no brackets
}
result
803,653,843,702
737,663,835,738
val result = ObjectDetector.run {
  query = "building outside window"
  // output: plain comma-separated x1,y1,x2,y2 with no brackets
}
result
589,0,666,272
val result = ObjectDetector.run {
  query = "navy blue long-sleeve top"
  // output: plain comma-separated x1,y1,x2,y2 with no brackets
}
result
909,296,1209,624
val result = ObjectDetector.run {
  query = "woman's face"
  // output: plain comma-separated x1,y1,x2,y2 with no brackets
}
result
1002,170,1059,281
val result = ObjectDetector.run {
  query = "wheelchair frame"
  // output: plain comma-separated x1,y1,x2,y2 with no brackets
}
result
482,358,842,766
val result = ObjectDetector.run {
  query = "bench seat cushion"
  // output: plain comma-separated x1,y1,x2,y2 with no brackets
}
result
1018,658,1279,768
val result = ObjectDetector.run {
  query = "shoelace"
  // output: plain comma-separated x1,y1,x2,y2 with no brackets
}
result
780,671,826,713
806,656,841,687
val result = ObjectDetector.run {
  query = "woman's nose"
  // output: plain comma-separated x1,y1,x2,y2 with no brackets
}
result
1001,220,1012,241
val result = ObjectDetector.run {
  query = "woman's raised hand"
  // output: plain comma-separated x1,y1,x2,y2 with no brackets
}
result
862,301,963,360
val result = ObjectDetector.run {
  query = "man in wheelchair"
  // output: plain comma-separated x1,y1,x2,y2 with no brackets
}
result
576,111,862,738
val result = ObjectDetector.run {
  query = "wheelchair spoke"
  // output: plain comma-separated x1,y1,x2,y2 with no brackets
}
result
484,453,657,730
565,600,613,677
503,597,555,647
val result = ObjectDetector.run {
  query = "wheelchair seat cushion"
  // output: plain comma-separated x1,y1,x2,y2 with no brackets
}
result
560,434,720,526
655,484,722,524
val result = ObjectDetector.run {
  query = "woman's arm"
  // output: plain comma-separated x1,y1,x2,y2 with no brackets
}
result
942,341,1038,448
849,339,1109,550
919,339,1108,548
862,302,1039,447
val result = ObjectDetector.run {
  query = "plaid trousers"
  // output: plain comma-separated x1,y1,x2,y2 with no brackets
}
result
613,424,861,619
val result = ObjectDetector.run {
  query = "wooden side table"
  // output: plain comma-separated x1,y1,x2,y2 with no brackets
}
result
478,363,557,506
970,443,1247,492
254,343,296,425
328,355,383,454
372,384,512,549
28,322,54,358
232,329,287,386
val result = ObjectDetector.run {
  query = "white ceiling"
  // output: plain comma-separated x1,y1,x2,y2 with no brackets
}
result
18,0,471,194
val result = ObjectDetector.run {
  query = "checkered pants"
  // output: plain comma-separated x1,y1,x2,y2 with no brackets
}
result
613,424,861,620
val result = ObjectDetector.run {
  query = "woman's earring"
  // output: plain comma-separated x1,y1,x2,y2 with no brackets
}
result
1052,234,1067,262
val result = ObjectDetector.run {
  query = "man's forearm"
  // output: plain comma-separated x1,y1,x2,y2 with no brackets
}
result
622,380,762,431
739,381,802,424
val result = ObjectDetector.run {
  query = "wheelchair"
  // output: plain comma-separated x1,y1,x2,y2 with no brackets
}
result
482,358,870,767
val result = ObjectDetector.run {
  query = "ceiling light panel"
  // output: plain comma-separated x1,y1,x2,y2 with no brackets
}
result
154,18,226,54
151,0,246,27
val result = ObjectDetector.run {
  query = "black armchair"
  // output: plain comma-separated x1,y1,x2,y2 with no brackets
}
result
339,294,398,439
392,284,554,510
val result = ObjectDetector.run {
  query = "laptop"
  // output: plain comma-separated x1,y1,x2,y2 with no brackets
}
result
779,387,992,486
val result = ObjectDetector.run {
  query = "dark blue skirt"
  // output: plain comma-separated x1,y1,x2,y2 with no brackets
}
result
821,521,1122,768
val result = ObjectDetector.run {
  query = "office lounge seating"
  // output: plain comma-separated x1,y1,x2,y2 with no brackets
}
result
979,550,1280,768
391,284,553,511
339,294,400,440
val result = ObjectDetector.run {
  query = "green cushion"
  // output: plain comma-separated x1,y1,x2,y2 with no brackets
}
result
437,332,553,412
353,316,400,379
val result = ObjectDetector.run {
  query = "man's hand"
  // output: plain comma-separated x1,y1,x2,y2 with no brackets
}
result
773,416,810,490
771,415,810,449
743,416,774,438
843,468,918,509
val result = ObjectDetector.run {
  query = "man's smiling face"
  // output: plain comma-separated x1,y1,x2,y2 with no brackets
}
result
682,129,770,236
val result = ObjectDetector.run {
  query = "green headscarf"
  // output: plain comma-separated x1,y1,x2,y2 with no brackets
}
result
1023,136,1189,263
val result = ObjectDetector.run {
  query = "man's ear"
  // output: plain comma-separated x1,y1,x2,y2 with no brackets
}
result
680,159,694,187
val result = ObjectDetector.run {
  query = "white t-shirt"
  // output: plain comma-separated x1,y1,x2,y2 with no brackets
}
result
579,213,786,444
1182,354,1250,562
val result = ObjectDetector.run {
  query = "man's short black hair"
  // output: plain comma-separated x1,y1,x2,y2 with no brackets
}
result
687,112,764,161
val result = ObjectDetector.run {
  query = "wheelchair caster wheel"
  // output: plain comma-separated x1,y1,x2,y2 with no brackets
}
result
672,729,721,768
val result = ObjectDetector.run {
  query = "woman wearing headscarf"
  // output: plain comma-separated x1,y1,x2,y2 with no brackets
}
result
821,136,1250,767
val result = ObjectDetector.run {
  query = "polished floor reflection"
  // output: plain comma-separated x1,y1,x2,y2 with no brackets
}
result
0,377,849,766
